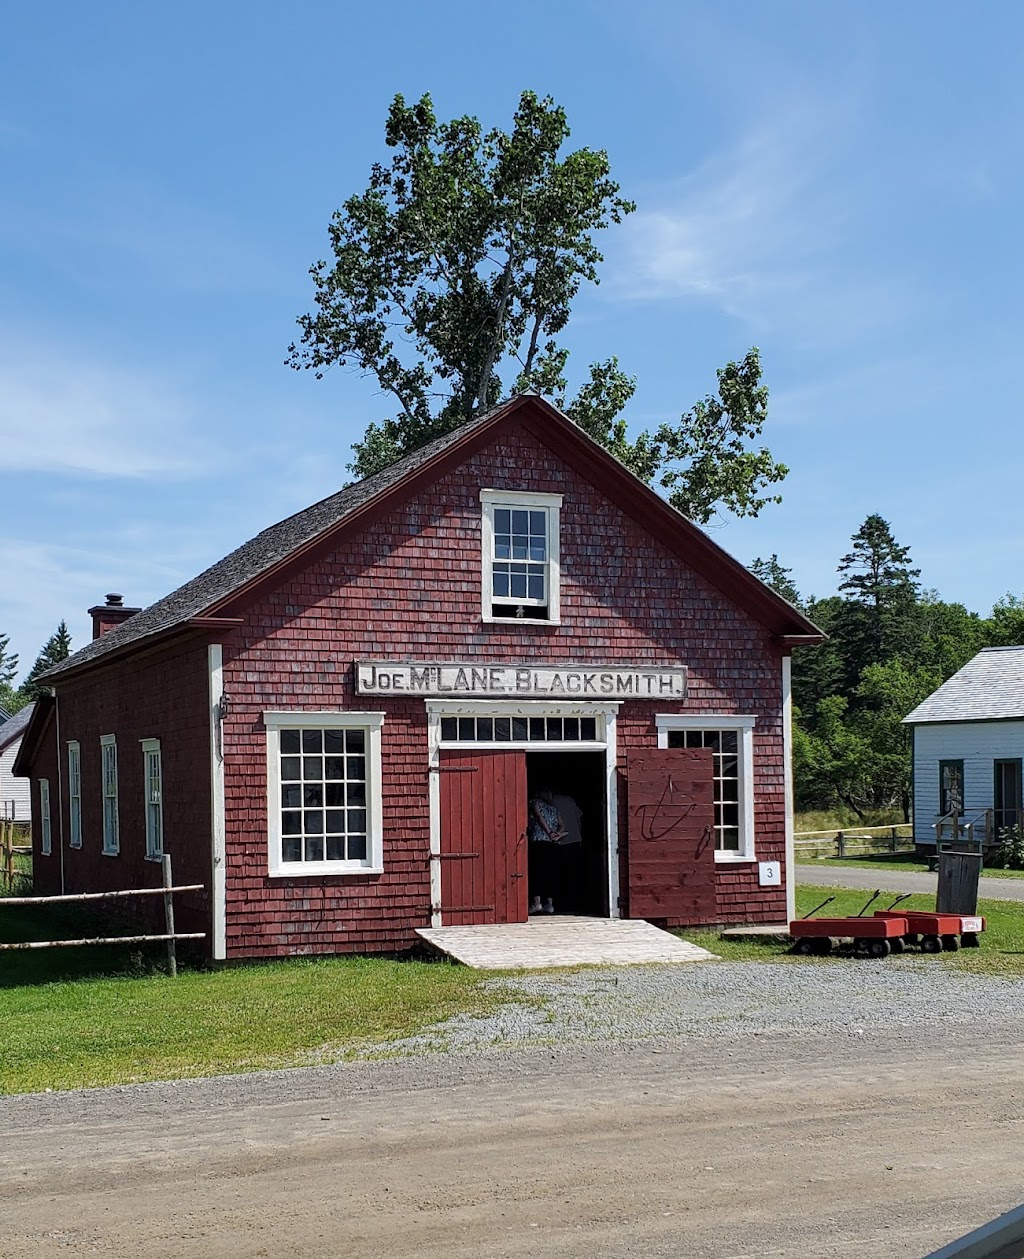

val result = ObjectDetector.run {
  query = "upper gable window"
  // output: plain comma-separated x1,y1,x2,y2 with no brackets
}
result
480,489,561,623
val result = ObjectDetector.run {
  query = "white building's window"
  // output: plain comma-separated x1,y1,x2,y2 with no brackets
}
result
100,735,119,855
656,715,757,861
141,739,163,860
68,742,82,849
263,712,384,876
480,489,561,623
39,779,52,856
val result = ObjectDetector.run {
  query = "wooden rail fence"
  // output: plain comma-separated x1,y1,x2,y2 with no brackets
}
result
0,854,204,977
794,824,915,859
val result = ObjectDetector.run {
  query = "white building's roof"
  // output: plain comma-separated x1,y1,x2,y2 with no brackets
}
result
903,647,1024,724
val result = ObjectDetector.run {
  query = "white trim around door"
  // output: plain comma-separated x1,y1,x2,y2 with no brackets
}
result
425,700,621,926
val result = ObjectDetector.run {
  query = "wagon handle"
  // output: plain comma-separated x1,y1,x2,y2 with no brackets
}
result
885,893,911,911
801,895,835,920
856,890,882,918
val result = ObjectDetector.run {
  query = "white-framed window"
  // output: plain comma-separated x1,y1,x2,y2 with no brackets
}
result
39,779,52,856
100,734,119,856
656,715,757,861
480,489,561,623
67,741,82,849
263,712,385,876
141,739,163,860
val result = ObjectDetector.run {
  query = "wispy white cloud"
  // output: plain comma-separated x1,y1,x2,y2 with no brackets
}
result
0,334,212,477
613,95,920,345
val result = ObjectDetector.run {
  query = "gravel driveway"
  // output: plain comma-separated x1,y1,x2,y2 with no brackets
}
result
371,956,1024,1058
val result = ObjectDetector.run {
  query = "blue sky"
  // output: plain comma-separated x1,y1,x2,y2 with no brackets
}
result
2,0,1022,677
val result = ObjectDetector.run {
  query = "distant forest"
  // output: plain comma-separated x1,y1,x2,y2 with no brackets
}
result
753,516,1024,821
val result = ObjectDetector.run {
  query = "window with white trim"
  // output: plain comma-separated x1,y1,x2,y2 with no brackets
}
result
480,489,561,622
39,778,52,856
67,742,82,849
141,739,163,860
656,715,756,860
264,712,384,876
100,735,119,855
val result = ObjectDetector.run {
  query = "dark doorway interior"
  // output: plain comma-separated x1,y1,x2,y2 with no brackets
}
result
526,751,607,916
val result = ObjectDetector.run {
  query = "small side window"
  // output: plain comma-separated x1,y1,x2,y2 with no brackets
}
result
101,735,119,855
39,779,52,856
141,739,163,860
68,742,82,849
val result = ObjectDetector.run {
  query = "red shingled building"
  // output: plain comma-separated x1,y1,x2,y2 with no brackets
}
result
15,395,822,959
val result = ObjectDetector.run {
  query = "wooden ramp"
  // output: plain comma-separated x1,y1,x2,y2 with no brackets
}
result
416,915,717,970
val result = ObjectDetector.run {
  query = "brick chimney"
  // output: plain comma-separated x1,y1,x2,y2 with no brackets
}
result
87,593,142,640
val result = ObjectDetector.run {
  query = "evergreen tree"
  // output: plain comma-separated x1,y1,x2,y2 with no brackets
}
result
835,514,920,687
0,632,23,714
749,554,801,606
22,621,72,701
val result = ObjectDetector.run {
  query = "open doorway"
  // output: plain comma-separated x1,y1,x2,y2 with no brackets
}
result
526,751,608,916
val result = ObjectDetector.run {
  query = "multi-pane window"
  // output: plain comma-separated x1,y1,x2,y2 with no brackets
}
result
101,735,119,855
493,507,548,605
480,490,561,622
657,716,756,859
264,713,384,875
939,760,964,816
39,779,51,856
142,739,163,859
68,742,82,849
667,729,741,852
439,715,598,743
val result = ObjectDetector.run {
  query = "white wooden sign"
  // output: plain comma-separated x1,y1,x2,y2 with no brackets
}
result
355,660,688,699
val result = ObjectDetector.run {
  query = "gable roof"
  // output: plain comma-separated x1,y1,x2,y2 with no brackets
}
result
903,647,1024,724
0,705,11,725
44,394,823,683
0,702,35,755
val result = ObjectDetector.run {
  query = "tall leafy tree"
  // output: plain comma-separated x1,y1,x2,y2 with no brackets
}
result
22,621,72,701
290,90,635,476
290,92,790,526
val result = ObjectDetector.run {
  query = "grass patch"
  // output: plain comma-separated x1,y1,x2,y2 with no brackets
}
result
0,950,505,1095
0,901,507,1095
683,884,1024,978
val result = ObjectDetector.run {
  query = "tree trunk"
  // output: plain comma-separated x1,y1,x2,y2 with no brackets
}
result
476,259,515,412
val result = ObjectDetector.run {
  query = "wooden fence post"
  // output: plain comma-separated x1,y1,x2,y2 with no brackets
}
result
162,854,177,978
836,831,845,858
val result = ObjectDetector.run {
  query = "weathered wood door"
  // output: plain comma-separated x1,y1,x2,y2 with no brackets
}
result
626,749,716,922
438,751,528,926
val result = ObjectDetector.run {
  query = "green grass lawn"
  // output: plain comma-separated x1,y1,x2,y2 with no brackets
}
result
0,901,506,1096
797,852,1024,879
685,884,1024,977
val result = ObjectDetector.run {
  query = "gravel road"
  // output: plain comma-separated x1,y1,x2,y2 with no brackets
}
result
795,862,1024,901
4,959,1024,1259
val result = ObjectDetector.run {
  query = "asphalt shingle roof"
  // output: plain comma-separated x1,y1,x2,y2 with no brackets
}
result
903,647,1024,724
0,702,35,754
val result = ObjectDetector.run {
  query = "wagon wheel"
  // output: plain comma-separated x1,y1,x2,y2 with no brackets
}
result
941,934,960,952
921,934,942,954
961,932,980,949
889,937,905,955
867,939,891,958
793,938,814,956
810,937,832,957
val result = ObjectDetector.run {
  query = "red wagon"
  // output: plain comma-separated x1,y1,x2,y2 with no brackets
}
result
789,914,909,958
873,910,986,952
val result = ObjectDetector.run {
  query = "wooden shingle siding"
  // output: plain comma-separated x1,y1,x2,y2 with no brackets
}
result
218,420,789,957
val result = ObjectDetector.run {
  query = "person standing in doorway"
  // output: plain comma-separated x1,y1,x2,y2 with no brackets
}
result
551,792,583,913
528,788,565,914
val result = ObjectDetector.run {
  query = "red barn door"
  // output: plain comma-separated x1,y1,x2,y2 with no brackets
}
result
626,749,716,923
438,751,528,925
